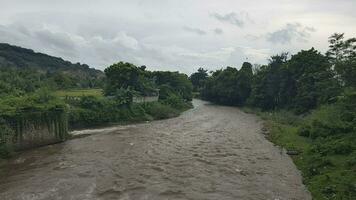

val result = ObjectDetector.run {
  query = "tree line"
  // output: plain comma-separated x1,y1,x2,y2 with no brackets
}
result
190,33,356,199
191,33,355,113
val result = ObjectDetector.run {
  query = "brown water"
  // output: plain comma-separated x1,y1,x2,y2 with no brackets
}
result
0,100,311,200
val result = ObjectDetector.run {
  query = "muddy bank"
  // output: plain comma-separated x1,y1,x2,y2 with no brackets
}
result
0,99,311,200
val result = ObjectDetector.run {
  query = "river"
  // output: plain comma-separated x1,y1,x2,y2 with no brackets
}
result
0,99,311,200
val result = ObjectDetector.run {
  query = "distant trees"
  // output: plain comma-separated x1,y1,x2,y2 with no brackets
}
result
104,62,144,95
198,33,356,113
249,49,339,112
248,53,290,109
201,62,253,105
151,71,193,101
104,62,193,103
0,67,100,98
289,48,340,112
190,68,208,92
0,68,52,96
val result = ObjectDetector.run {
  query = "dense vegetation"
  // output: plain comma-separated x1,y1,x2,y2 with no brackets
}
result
0,46,192,159
193,33,356,199
68,62,192,128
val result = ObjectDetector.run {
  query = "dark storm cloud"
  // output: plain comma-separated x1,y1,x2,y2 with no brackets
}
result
211,12,251,28
266,23,316,44
183,26,207,35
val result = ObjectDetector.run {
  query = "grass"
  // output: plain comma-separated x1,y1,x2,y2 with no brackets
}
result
54,89,103,98
242,107,356,200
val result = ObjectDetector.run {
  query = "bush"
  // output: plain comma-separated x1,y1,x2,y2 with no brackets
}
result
67,96,185,128
346,153,356,168
311,137,354,156
142,102,178,119
0,143,13,159
298,125,311,137
162,95,191,110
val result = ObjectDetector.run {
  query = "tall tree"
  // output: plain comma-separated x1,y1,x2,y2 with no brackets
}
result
327,33,356,87
190,68,208,92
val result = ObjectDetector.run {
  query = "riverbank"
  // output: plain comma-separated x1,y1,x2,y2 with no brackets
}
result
242,107,356,200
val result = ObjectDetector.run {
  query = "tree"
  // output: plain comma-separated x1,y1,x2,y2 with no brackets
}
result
236,62,253,104
201,62,253,106
327,33,356,87
289,48,340,112
104,62,142,96
248,54,290,109
326,33,346,61
151,71,193,101
190,68,208,92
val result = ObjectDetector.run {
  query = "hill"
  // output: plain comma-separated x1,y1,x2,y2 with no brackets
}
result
0,43,104,88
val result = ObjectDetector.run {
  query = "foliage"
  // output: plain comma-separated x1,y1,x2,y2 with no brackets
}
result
69,97,134,127
190,68,208,92
142,102,179,119
326,33,356,88
0,89,66,116
0,68,43,97
104,62,156,96
67,95,191,128
54,89,103,98
104,62,193,108
201,62,253,105
151,71,193,101
247,50,340,112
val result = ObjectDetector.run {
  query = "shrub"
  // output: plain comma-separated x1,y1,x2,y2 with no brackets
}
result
162,95,190,110
298,125,311,137
311,137,354,156
0,143,13,159
142,102,178,120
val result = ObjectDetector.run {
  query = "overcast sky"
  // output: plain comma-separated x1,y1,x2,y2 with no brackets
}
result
0,0,355,74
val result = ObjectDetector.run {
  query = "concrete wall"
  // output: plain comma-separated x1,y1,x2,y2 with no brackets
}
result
13,121,67,150
2,111,68,150
133,96,159,103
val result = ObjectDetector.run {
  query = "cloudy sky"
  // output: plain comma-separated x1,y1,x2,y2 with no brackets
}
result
0,0,355,74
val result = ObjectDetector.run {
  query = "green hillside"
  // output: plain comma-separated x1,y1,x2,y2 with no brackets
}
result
0,43,104,88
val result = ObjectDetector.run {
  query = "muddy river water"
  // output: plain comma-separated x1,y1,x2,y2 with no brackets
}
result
0,100,311,200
